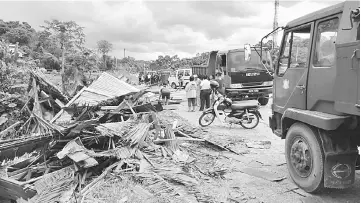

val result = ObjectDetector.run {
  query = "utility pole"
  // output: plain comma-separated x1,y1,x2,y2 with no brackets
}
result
273,0,279,49
124,49,125,58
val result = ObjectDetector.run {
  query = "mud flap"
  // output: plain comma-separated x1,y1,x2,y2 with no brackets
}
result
324,153,358,188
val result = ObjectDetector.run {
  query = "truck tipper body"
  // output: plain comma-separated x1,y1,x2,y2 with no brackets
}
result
268,1,360,193
192,48,274,105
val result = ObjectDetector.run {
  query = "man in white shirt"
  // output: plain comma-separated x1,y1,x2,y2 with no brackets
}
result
199,75,211,111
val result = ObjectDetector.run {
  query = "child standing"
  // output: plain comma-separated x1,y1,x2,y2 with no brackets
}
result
159,83,171,105
185,76,197,112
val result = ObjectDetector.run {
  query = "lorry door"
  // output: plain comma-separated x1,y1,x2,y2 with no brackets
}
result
307,16,345,115
273,23,314,113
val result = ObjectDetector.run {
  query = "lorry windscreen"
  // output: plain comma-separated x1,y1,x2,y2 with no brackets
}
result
228,50,269,72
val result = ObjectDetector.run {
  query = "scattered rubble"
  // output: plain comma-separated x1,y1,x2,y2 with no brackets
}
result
0,70,244,203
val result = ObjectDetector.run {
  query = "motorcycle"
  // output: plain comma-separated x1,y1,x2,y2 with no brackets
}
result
198,95,262,129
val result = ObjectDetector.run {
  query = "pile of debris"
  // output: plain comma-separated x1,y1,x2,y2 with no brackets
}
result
0,71,233,203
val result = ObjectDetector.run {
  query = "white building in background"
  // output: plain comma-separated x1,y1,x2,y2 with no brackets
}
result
8,44,25,58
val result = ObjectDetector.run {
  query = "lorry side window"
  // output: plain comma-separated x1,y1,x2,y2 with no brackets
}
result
184,70,191,76
313,18,339,67
277,25,311,76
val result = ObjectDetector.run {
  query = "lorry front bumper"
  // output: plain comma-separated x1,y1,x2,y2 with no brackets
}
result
226,86,272,98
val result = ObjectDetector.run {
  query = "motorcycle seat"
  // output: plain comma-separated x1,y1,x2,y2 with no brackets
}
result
231,100,259,110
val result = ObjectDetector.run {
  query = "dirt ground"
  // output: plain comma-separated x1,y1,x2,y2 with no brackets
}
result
167,89,360,203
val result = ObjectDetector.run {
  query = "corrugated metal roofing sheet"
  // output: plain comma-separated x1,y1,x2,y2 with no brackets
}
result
73,72,140,106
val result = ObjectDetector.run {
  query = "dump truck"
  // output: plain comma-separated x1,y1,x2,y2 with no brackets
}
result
268,1,360,193
195,47,274,105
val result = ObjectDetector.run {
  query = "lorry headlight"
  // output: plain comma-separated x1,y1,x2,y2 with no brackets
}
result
263,81,273,86
230,83,243,88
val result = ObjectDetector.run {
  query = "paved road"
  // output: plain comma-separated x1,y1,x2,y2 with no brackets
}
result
168,89,360,203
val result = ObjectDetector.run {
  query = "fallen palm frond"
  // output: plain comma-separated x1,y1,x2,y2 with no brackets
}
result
163,124,179,153
132,172,179,198
95,120,135,137
123,123,151,148
16,112,63,137
82,174,188,203
21,166,76,203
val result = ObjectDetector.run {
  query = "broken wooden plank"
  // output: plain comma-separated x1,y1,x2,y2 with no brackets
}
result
50,87,86,123
153,137,205,144
0,134,53,162
100,106,118,111
0,177,36,200
177,130,240,155
31,78,42,118
239,167,286,182
66,119,98,137
54,99,65,108
81,161,121,194
151,112,161,140
125,100,137,117
0,121,23,138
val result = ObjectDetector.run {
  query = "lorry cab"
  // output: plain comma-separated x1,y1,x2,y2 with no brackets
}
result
269,1,360,193
168,68,192,89
216,47,274,105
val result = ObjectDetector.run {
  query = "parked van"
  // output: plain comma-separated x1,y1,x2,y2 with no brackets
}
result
168,68,192,89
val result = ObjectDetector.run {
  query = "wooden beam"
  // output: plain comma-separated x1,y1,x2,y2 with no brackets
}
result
54,99,64,108
0,121,23,138
50,87,86,123
0,177,36,200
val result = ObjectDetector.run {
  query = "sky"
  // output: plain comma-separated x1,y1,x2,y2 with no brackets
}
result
0,0,346,61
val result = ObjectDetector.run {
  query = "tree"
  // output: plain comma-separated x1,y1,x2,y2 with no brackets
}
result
192,52,209,65
97,40,113,70
0,20,36,46
40,20,85,94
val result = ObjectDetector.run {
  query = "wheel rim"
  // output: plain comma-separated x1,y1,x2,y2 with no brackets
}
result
200,113,215,126
240,113,258,128
290,137,313,178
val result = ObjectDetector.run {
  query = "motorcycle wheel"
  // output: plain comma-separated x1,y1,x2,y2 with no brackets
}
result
239,111,259,129
199,112,216,127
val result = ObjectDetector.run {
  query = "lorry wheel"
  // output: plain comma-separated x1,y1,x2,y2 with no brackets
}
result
258,97,269,106
285,122,324,193
171,83,177,89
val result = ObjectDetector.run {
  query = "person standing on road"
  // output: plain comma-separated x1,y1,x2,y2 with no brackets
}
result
195,75,201,106
159,83,171,105
185,76,197,112
199,75,211,111
178,73,184,88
